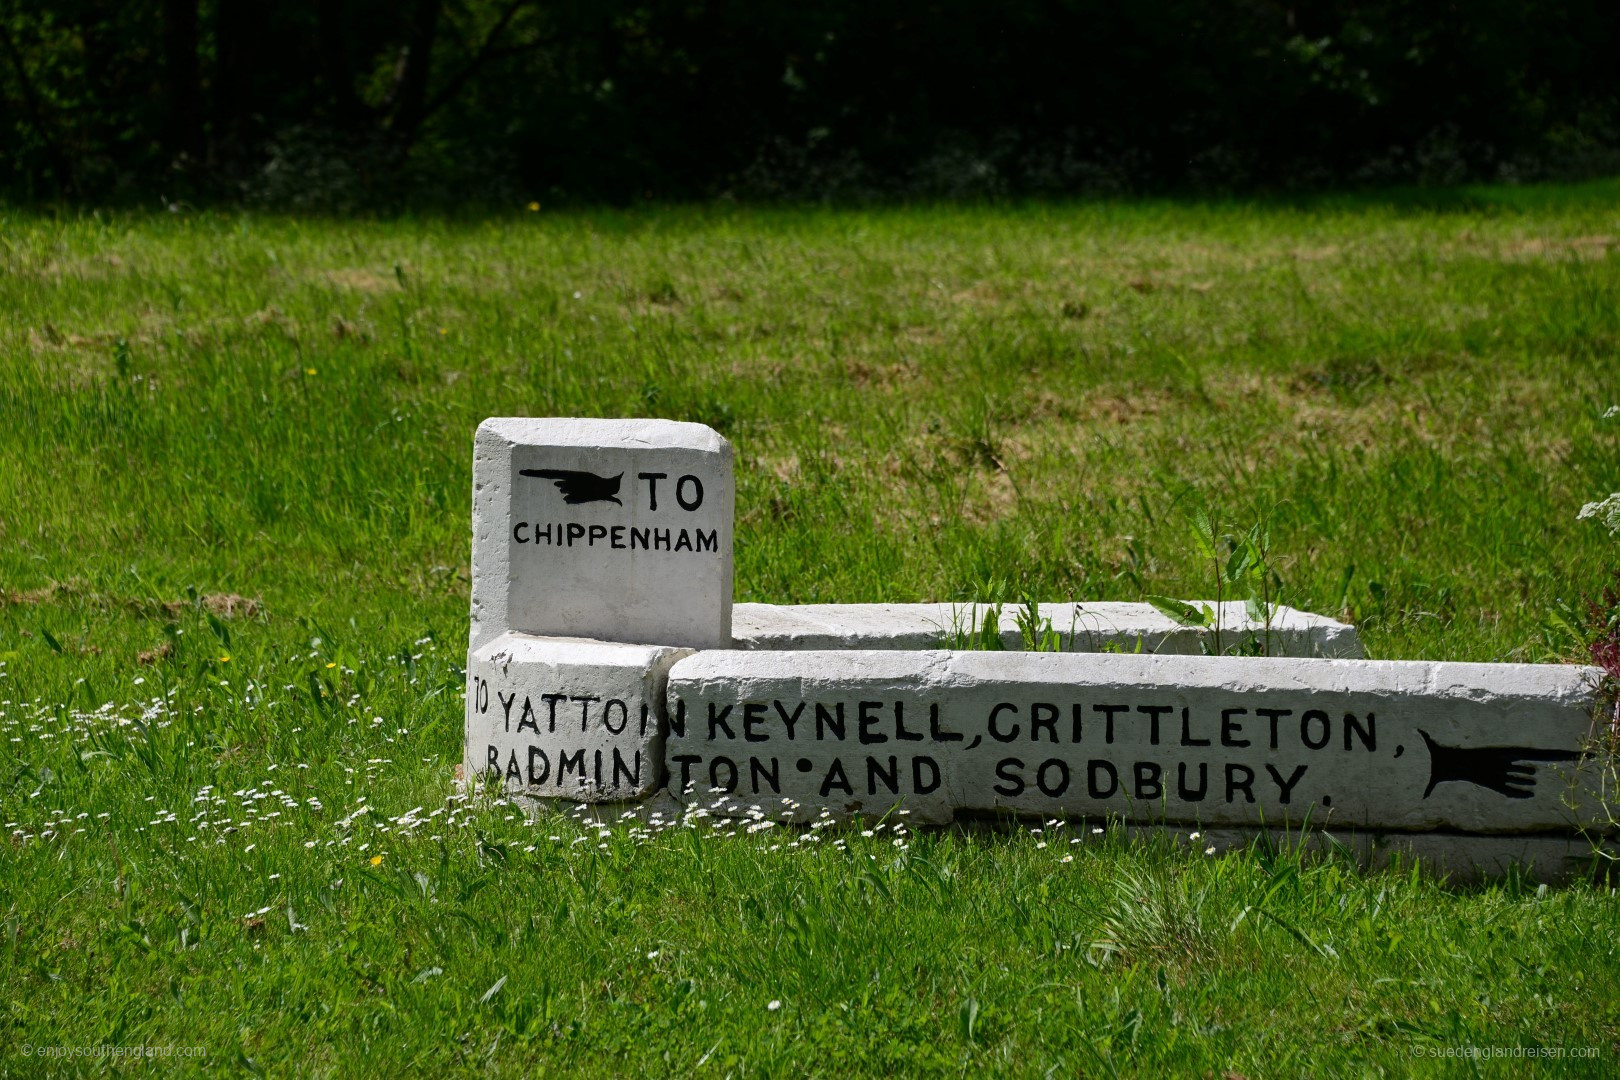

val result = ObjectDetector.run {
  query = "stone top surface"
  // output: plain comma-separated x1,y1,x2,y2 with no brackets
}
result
671,647,1597,699
476,417,731,454
472,632,693,667
731,601,1362,657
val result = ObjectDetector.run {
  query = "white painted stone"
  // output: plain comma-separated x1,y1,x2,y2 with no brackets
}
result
665,650,1605,831
467,633,691,801
469,417,732,652
730,601,1361,657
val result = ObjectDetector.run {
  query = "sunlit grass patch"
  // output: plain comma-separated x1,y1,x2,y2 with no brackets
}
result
1,185,1618,1073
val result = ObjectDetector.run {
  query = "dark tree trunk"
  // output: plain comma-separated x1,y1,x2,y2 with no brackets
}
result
387,0,443,148
317,0,364,129
162,0,202,162
210,0,265,165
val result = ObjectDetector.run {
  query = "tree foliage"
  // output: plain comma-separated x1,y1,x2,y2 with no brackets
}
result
2,0,1617,204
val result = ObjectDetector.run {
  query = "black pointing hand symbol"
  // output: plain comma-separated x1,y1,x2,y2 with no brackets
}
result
520,469,623,505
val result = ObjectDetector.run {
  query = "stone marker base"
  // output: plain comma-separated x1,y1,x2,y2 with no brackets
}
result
466,633,690,802
482,792,1614,884
465,627,1613,882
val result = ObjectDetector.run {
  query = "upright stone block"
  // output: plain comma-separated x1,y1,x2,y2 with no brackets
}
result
469,417,733,652
468,633,691,800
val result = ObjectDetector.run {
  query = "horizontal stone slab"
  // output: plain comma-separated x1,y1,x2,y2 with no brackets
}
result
731,602,1362,657
467,633,690,801
665,650,1607,832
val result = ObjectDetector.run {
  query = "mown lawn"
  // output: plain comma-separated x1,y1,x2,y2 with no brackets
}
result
1,184,1618,1075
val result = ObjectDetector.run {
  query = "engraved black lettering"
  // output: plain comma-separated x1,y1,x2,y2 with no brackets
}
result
750,757,781,794
1137,705,1172,745
559,748,586,787
1221,707,1250,748
820,758,853,797
929,703,963,742
894,701,923,742
1134,761,1162,800
676,474,703,510
1225,763,1256,803
1030,703,1059,743
774,700,806,739
743,702,768,742
672,754,701,793
816,702,846,741
1180,707,1211,747
613,748,640,788
988,703,1020,742
867,755,900,795
1088,760,1119,798
858,701,889,744
517,697,541,735
1037,758,1070,797
1301,710,1331,750
638,472,667,510
993,757,1026,796
1344,712,1375,752
1257,708,1292,750
709,757,738,793
572,695,599,732
542,693,566,733
1178,761,1208,801
1094,704,1128,744
1266,763,1308,803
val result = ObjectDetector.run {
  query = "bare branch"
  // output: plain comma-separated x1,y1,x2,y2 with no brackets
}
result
418,0,549,127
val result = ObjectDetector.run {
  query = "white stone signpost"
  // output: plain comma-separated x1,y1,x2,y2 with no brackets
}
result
464,416,1613,879
468,417,733,652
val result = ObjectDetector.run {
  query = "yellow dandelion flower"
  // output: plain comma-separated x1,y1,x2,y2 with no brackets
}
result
305,368,317,376
325,662,337,669
369,855,383,866
527,201,540,211
219,655,231,663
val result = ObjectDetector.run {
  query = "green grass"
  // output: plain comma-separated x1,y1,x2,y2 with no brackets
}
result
2,182,1619,1075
